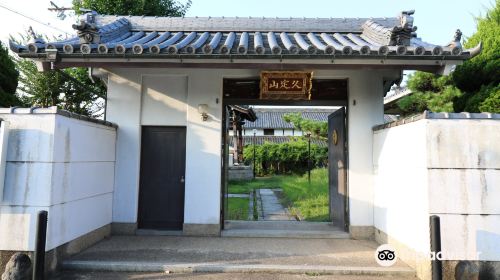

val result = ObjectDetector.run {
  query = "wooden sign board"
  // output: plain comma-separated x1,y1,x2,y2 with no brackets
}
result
260,71,313,100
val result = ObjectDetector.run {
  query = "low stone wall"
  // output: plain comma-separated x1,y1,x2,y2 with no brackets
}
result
228,165,253,181
373,112,500,280
0,107,117,276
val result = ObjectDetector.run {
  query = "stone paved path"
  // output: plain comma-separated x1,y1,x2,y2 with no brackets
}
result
258,189,295,221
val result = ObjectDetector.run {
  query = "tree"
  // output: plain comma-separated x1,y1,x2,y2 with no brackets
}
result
398,1,499,115
15,0,191,117
73,0,191,16
397,72,462,114
16,59,105,117
453,0,500,113
283,113,328,139
0,42,20,107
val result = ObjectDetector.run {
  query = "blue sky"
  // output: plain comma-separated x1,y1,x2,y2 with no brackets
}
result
0,0,493,47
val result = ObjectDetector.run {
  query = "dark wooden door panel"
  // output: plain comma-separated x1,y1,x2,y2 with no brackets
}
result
138,126,186,230
328,107,348,230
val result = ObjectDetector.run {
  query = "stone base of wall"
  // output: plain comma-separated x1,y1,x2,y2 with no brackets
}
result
349,225,374,240
183,223,220,236
0,224,110,277
228,165,253,181
375,227,430,280
443,260,500,280
111,222,138,235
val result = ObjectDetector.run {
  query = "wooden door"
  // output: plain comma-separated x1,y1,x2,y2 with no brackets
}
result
138,126,186,230
328,108,348,230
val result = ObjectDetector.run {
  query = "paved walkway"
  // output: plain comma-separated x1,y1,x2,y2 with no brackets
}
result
258,189,295,221
59,236,415,278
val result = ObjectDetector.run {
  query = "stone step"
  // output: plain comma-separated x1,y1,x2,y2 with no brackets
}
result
225,220,341,231
62,261,415,277
221,229,350,239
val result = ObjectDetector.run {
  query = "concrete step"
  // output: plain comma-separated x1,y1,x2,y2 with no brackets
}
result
60,236,415,278
62,261,415,277
222,229,349,238
225,220,341,230
223,221,349,238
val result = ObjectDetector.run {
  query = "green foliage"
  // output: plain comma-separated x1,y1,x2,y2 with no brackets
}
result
228,168,330,222
280,168,329,221
243,139,327,176
453,0,500,94
478,84,500,112
16,59,106,117
398,72,462,114
0,42,20,107
283,112,328,139
399,1,499,114
225,197,249,220
229,177,282,194
73,0,191,16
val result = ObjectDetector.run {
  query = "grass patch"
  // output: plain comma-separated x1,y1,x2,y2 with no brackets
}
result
227,168,329,222
228,176,282,194
226,197,249,220
279,168,329,222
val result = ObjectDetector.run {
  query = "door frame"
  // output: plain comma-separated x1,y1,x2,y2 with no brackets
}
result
220,77,350,231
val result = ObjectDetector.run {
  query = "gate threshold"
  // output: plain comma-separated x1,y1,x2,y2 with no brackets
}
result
222,220,349,239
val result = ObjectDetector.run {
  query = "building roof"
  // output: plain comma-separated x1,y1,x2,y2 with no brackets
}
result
242,107,399,129
9,10,480,71
243,108,335,129
231,136,328,148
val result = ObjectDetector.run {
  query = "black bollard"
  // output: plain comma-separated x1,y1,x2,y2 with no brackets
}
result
430,215,442,280
33,210,48,280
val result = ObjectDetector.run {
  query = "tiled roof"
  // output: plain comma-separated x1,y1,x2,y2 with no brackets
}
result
244,108,335,129
230,136,328,148
243,108,399,129
9,11,480,61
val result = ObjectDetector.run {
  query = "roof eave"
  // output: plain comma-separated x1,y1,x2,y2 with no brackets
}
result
17,53,470,74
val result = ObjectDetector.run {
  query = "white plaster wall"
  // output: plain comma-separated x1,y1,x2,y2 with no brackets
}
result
373,118,500,263
373,120,430,255
108,68,259,225
243,129,263,136
0,113,116,251
107,68,397,228
274,129,284,136
283,129,294,136
0,120,8,203
426,119,500,261
141,75,188,126
348,70,388,227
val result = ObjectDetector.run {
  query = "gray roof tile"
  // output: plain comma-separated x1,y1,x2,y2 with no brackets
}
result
10,11,477,60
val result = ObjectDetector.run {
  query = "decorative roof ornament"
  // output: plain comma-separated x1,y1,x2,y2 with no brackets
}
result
361,10,418,47
72,11,100,44
389,10,417,46
447,29,463,55
26,26,46,53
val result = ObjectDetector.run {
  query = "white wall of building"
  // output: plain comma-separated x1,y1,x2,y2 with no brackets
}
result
373,117,500,278
283,129,295,136
0,110,116,251
348,70,394,228
106,68,398,230
0,120,8,202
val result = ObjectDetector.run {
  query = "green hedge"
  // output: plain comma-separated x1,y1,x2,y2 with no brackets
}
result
243,138,327,176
